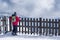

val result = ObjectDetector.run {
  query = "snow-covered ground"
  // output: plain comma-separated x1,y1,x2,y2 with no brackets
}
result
0,32,59,40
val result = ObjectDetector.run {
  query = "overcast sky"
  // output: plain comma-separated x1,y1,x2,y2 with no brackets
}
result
0,0,60,18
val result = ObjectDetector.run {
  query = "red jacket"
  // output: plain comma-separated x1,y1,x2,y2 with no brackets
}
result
9,16,20,26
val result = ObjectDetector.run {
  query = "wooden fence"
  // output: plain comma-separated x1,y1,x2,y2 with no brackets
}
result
0,16,60,36
9,17,60,36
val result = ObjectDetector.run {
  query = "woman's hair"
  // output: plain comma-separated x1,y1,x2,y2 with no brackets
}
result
12,14,14,16
14,12,16,16
12,12,17,16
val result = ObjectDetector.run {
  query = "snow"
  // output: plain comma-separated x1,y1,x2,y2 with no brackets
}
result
0,32,59,40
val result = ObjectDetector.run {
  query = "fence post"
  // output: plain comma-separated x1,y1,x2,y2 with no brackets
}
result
9,17,12,32
30,18,32,34
46,19,48,36
22,18,23,34
39,18,42,35
27,18,29,34
58,19,60,35
19,18,20,33
43,19,45,35
55,19,57,36
0,17,1,34
25,18,26,34
36,18,38,35
49,19,51,35
52,19,54,35
33,18,35,35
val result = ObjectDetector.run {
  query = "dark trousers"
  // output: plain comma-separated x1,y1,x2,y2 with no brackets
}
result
12,25,17,34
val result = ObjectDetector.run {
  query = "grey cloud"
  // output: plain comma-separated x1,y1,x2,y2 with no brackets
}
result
0,0,60,18
54,0,60,10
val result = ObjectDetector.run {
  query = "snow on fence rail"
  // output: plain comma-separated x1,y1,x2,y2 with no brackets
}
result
0,16,60,36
